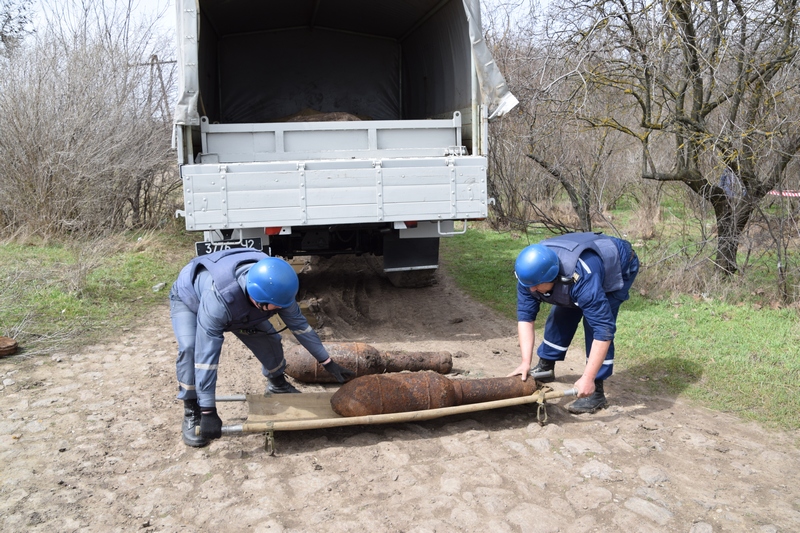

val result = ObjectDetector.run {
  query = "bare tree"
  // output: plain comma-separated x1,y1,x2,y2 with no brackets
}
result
483,2,639,235
0,0,33,56
547,0,800,275
0,1,179,238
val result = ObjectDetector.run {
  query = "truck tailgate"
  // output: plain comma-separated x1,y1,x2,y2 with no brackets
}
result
181,155,487,231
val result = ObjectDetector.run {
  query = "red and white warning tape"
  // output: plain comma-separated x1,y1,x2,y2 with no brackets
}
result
768,190,800,197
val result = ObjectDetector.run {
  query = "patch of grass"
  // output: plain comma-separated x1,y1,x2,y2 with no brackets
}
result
440,224,557,319
615,295,800,428
439,229,518,318
0,229,196,355
442,225,800,430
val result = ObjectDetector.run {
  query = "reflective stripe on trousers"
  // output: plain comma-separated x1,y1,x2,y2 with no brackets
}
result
537,254,639,380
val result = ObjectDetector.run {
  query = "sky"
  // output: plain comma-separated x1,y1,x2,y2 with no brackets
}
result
135,0,176,31
33,0,177,33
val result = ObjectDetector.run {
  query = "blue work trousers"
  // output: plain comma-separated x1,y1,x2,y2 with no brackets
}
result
170,291,286,404
537,254,639,381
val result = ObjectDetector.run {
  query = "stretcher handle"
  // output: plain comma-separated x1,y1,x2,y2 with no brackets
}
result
200,387,577,436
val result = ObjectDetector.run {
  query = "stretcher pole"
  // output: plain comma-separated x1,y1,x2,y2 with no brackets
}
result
210,387,577,436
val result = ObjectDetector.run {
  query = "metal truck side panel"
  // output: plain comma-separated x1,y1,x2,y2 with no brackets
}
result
182,155,487,231
200,115,462,164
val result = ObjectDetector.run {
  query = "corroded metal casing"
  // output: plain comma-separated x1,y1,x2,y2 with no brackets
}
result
457,376,539,405
284,342,453,383
330,372,459,416
0,336,18,357
381,350,453,374
330,372,540,417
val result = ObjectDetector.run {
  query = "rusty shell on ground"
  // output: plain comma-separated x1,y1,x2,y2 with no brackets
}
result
330,372,541,417
457,376,539,405
330,372,459,417
381,350,453,374
284,342,453,383
0,336,18,357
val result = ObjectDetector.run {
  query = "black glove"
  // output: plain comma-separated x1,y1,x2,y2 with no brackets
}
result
322,360,356,383
200,407,223,439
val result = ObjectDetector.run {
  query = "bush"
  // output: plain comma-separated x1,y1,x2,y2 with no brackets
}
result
0,2,179,239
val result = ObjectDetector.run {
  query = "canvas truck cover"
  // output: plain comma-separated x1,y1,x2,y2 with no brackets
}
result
173,0,518,129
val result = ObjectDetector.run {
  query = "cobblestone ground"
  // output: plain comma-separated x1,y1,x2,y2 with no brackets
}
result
2,256,799,532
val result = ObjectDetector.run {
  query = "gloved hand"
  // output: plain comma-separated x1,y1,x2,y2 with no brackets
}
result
322,359,356,383
200,407,223,439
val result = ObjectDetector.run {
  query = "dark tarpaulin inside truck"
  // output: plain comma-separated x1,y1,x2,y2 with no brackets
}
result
175,0,517,127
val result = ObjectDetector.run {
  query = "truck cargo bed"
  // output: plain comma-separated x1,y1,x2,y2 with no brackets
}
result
183,113,487,232
199,113,467,163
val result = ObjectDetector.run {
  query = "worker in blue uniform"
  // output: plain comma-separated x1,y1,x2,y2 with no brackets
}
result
169,249,355,447
508,232,639,414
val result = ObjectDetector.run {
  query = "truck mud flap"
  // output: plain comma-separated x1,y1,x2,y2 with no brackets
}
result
382,234,438,288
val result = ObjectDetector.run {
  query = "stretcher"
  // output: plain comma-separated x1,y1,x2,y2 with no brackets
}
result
213,386,577,454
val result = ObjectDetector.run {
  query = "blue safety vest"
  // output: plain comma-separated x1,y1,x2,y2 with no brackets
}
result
175,249,270,328
532,233,625,307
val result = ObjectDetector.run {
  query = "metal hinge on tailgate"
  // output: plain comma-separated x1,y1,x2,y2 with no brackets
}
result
447,157,457,218
219,165,229,228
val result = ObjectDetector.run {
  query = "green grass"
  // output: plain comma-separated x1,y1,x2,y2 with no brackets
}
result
615,295,800,426
442,226,800,430
0,229,196,354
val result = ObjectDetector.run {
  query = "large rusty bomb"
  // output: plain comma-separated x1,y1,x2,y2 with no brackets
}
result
330,372,540,417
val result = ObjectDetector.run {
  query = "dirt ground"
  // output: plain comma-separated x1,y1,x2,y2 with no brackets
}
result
1,254,799,533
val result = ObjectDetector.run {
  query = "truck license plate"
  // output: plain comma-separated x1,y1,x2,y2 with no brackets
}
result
195,238,262,256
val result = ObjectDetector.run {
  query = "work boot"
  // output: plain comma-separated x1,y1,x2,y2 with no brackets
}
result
182,399,209,447
267,374,301,394
567,379,608,414
529,358,556,383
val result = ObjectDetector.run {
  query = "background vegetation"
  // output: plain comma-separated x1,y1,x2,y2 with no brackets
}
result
483,0,800,299
0,1,178,240
0,225,195,356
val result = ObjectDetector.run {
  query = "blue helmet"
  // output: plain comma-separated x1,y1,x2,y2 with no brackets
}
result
514,244,559,287
246,257,299,308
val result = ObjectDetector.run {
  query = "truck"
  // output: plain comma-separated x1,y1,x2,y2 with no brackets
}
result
173,0,517,287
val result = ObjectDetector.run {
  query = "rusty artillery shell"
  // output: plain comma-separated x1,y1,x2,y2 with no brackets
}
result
0,336,18,357
330,372,539,417
457,376,539,405
284,342,453,383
